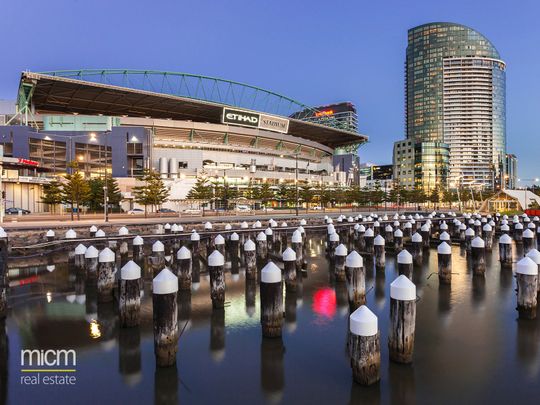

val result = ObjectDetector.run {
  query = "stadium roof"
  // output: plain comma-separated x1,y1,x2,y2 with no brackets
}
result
18,71,367,149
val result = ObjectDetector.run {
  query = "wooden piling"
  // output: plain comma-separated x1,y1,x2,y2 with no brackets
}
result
74,244,87,270
374,235,385,269
471,237,486,276
119,260,141,327
176,246,192,290
389,275,416,364
244,239,257,280
523,229,535,255
345,250,365,310
291,230,304,272
334,244,348,281
525,249,540,296
152,268,179,367
282,247,297,291
349,306,380,386
499,234,513,267
437,242,452,284
411,233,423,267
97,248,116,302
208,250,225,309
397,250,413,278
260,262,284,338
150,241,166,278
516,257,538,319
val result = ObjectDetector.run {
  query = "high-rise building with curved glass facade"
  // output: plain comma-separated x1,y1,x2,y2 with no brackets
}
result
402,22,506,190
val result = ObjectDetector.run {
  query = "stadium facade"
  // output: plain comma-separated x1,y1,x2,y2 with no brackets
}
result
0,70,367,212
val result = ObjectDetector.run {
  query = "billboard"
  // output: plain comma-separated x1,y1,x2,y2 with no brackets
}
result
222,107,289,134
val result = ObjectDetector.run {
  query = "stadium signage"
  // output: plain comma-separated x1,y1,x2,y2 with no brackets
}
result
222,107,289,134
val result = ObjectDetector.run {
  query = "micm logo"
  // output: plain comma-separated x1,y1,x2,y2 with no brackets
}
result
21,349,76,367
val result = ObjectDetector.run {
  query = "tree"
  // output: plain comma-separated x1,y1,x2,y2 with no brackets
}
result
132,170,170,217
61,162,91,221
255,183,275,208
86,177,123,212
299,185,313,210
187,177,213,201
42,180,63,214
276,184,290,207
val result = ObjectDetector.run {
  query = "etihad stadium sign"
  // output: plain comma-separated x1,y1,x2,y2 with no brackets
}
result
222,107,289,134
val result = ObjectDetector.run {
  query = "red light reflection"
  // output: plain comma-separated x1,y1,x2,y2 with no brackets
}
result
312,288,336,319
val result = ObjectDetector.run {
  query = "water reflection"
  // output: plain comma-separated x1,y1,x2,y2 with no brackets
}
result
349,380,380,405
516,319,540,378
97,302,117,350
260,337,285,404
210,308,225,362
0,319,8,405
389,363,416,405
154,365,178,405
118,327,142,386
245,279,256,317
285,290,297,333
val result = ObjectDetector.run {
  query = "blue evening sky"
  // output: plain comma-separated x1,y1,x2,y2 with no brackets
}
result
1,0,538,179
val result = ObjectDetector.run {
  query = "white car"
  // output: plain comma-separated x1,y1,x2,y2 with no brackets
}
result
127,208,144,215
236,205,251,212
312,206,323,210
183,208,202,214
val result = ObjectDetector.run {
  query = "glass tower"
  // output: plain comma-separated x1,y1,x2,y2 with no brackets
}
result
405,22,506,190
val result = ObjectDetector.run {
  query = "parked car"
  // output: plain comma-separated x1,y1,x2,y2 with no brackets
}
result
158,208,177,213
312,206,323,211
183,208,202,214
236,205,251,212
127,208,144,215
5,207,30,215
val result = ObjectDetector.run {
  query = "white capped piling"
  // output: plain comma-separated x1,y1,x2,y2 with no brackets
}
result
420,223,430,249
171,224,180,233
514,222,524,243
328,232,340,258
282,247,297,291
89,225,97,238
403,222,412,238
364,228,375,255
241,221,249,230
411,233,423,267
465,228,475,252
190,231,201,262
260,262,284,338
292,230,304,272
373,221,381,236
439,231,450,243
459,223,467,242
163,223,171,234
537,227,540,249
385,224,394,245
208,250,225,309
65,229,77,239
471,237,486,276
389,275,416,364
85,245,99,277
176,246,192,290
345,251,365,310
474,220,482,236
214,234,226,256
150,240,166,277
265,227,274,251
119,241,129,267
357,224,366,252
397,249,413,278
374,235,385,269
523,229,535,255
204,222,212,231
98,248,116,302
501,223,510,236
394,229,403,252
132,235,144,261
516,257,538,319
256,231,268,261
437,242,452,284
119,226,129,236
499,234,513,267
119,261,141,327
526,249,540,295
229,232,240,259
482,224,493,251
46,229,55,242
96,229,106,238
244,239,257,280
152,268,179,367
349,306,380,386
334,244,348,281
74,244,87,269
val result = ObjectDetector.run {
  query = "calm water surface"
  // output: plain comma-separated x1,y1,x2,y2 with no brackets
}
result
2,234,540,404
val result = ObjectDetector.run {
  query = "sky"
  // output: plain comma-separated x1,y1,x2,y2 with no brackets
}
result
1,0,538,180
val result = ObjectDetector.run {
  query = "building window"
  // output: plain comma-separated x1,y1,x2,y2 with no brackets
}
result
29,138,67,173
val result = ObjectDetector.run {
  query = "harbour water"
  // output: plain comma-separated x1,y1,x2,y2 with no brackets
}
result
1,233,540,404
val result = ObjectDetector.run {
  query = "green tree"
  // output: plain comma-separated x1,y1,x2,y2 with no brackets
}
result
299,185,313,210
255,183,275,208
276,184,290,207
132,170,170,217
61,162,91,221
86,177,122,213
187,177,212,201
42,180,63,214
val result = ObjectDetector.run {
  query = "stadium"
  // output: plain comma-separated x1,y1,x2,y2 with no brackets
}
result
0,70,367,212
